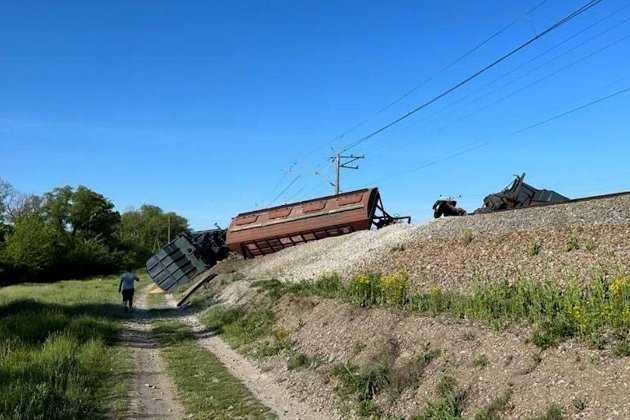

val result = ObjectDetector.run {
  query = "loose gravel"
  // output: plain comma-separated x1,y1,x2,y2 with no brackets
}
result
239,194,630,292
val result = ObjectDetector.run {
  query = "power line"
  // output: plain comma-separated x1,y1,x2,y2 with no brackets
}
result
268,175,300,206
424,30,630,139
288,0,551,162
339,0,605,153
373,83,630,183
381,3,630,143
262,1,552,205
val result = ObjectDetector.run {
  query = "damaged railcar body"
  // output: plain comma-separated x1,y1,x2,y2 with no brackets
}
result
145,229,228,292
226,187,410,258
475,173,569,213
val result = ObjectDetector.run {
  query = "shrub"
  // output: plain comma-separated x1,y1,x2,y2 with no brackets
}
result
287,352,310,370
461,229,474,245
379,272,409,306
473,354,489,368
565,234,580,252
527,240,542,256
349,272,382,306
314,272,343,296
413,375,465,419
390,244,405,252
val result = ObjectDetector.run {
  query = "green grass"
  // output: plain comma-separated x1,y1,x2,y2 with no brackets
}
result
474,387,513,420
411,375,466,420
0,276,134,419
287,351,311,370
201,306,277,350
529,404,563,420
253,272,630,350
146,290,167,308
152,320,275,419
473,354,489,368
333,362,388,417
527,240,542,256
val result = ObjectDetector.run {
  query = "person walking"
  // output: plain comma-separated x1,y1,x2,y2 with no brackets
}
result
119,267,140,312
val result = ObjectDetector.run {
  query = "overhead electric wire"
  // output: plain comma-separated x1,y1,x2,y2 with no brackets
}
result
262,0,552,205
399,30,630,150
268,175,300,206
287,0,551,161
383,21,630,149
376,2,630,144
371,83,630,184
339,0,605,153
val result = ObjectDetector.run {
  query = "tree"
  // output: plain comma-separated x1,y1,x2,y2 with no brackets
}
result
44,185,120,241
1,213,57,278
118,205,189,265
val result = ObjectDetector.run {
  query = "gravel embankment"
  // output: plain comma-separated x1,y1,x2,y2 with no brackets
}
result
239,194,630,291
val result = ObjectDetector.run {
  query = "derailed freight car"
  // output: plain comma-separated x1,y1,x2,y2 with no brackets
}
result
226,187,410,258
146,187,409,292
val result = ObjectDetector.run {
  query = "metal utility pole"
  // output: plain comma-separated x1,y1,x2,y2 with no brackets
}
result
332,153,364,195
167,216,171,243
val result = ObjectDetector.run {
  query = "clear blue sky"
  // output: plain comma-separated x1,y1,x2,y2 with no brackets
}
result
1,0,629,229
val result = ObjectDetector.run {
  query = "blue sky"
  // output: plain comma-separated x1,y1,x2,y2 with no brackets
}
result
1,0,629,229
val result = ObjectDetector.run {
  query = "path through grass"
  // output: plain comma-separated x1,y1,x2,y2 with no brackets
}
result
152,320,275,419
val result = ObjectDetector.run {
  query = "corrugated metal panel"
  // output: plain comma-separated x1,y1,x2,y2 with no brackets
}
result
145,235,206,291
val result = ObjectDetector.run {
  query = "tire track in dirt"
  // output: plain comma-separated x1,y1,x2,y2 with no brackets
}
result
163,294,334,420
120,287,185,419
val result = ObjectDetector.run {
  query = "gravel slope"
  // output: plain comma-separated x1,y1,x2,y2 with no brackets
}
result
239,193,630,291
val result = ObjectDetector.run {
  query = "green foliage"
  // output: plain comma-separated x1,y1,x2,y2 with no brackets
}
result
529,404,563,420
349,273,382,306
152,320,274,419
473,354,489,368
461,228,474,245
412,375,466,420
571,397,586,412
390,243,406,252
287,352,311,370
474,388,513,420
259,271,630,350
2,214,57,277
585,238,597,251
527,240,542,256
333,362,390,403
314,272,343,297
0,277,132,419
347,271,409,307
613,340,630,356
0,181,190,283
565,234,580,252
201,306,276,349
118,204,189,264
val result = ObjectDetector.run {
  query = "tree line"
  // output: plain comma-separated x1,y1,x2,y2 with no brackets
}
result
0,178,190,284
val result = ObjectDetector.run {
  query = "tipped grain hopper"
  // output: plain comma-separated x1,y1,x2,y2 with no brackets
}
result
226,187,410,258
146,187,409,292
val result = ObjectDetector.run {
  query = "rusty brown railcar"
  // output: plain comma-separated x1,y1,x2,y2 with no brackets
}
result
226,187,409,258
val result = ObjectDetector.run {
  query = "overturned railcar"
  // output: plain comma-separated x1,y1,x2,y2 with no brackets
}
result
226,187,410,258
145,229,228,292
475,173,569,213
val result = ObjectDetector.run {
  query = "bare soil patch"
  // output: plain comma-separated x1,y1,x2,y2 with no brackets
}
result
120,288,185,419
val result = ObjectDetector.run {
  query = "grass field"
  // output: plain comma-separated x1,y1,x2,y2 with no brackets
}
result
0,276,133,419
